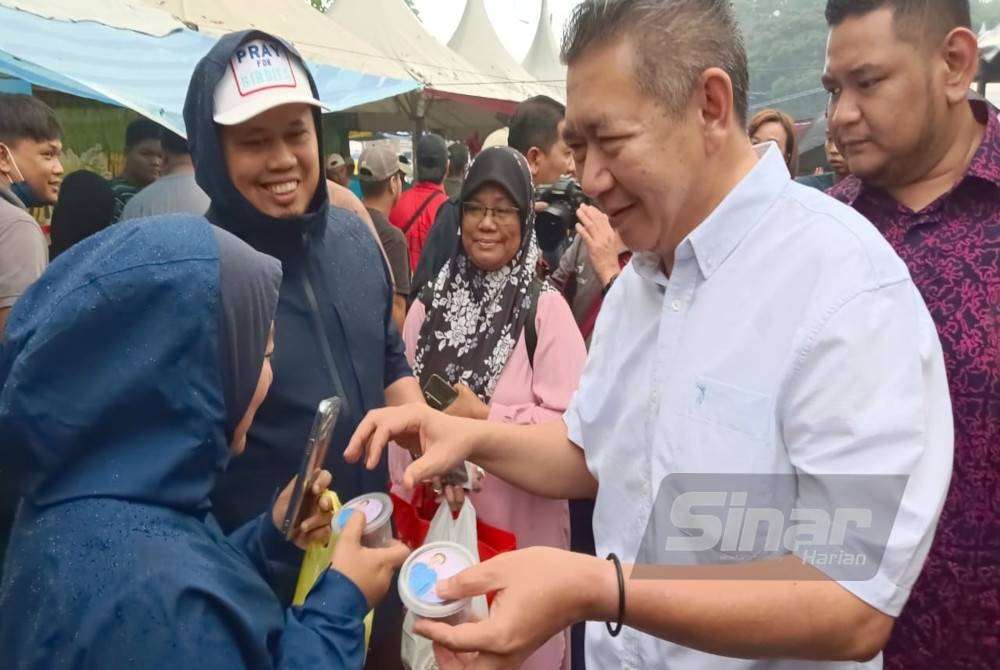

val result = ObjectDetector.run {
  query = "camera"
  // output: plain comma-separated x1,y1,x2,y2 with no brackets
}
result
534,177,596,253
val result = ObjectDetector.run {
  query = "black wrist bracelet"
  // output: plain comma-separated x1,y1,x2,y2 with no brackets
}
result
601,272,620,297
606,552,625,637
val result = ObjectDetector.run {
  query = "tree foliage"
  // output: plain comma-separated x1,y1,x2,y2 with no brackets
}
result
736,0,1000,120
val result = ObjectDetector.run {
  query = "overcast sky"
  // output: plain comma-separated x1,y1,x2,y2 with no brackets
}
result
410,0,580,61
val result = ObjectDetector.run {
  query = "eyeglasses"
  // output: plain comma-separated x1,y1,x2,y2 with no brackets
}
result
462,202,519,224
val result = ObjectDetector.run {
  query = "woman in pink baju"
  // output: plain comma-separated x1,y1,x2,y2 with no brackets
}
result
389,147,586,670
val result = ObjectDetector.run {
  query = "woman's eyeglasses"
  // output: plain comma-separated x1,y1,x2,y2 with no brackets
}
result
462,202,519,224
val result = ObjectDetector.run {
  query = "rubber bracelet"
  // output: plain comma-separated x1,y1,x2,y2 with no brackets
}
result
606,552,625,637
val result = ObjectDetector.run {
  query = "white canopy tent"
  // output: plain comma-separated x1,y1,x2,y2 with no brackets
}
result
0,0,417,135
145,0,413,81
448,0,564,103
328,0,536,137
521,0,566,86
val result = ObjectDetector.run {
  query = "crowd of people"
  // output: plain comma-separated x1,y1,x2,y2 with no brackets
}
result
0,0,997,669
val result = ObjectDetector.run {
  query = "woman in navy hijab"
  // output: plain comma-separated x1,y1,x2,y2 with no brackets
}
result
0,216,407,669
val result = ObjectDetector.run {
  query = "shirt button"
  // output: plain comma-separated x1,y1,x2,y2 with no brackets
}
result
671,300,682,311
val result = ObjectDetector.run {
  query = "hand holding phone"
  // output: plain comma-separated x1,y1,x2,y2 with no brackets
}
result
281,397,341,541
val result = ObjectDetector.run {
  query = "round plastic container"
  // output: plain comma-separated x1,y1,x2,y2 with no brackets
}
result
398,541,477,624
334,492,394,548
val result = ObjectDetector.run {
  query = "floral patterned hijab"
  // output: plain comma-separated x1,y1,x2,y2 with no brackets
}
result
413,146,546,402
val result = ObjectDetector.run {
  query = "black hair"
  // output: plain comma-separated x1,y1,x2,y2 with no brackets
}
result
825,0,970,44
448,142,470,176
0,93,62,146
508,95,566,156
125,118,163,149
161,129,190,156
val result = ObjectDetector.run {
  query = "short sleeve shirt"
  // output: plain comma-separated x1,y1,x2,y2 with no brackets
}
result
0,186,47,309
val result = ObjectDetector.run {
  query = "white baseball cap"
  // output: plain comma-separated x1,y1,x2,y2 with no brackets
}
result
213,38,328,126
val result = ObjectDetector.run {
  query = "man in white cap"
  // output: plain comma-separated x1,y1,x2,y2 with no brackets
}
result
358,144,410,332
184,31,420,669
326,152,351,189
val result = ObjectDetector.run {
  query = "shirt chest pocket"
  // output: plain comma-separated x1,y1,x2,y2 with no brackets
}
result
675,376,772,471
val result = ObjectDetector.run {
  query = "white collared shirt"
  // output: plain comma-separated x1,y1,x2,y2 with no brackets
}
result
564,145,953,670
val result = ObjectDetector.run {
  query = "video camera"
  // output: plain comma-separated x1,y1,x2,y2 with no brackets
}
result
534,176,596,253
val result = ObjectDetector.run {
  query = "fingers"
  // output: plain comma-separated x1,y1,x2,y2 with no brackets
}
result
403,452,452,490
299,508,332,535
337,508,367,544
343,413,376,463
375,539,411,568
446,485,465,512
366,425,392,470
311,469,332,495
414,620,502,655
434,562,498,601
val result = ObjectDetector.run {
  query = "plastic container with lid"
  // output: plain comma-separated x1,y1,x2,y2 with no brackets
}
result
333,492,394,548
398,541,477,625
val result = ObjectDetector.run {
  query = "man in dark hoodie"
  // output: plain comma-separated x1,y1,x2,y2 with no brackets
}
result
185,29,421,524
183,33,422,663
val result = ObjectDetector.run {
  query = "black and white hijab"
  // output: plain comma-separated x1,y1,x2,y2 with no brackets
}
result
413,146,550,402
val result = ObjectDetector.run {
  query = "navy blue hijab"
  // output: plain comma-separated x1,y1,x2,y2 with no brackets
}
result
0,216,280,511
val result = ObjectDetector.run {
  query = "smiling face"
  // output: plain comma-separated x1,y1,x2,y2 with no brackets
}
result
220,103,320,219
823,8,944,187
564,39,703,259
1,137,64,205
461,183,523,272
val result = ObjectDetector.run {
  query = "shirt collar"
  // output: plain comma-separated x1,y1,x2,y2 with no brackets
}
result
832,99,1000,208
631,143,789,285
685,143,789,280
965,99,1000,188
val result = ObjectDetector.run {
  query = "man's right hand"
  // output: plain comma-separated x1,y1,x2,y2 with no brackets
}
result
344,403,479,490
330,510,410,609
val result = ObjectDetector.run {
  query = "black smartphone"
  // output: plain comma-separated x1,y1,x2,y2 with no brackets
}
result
423,373,458,411
281,396,341,541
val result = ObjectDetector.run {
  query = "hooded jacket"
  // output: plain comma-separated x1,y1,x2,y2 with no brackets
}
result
184,32,411,532
0,217,368,669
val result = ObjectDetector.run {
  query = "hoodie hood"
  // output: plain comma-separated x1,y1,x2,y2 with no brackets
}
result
184,30,329,258
0,216,281,511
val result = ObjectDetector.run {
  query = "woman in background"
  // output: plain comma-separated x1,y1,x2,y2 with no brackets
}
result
749,108,800,176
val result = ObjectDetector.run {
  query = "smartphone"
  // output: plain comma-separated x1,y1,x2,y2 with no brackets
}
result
423,373,458,411
281,396,341,541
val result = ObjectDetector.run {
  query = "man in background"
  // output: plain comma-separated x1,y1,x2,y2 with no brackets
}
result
389,132,449,271
443,141,469,198
121,129,209,219
325,152,350,188
110,118,163,220
0,93,61,337
0,93,62,581
824,0,998,666
359,144,411,333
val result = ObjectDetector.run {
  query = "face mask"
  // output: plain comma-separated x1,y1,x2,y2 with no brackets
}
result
0,143,45,208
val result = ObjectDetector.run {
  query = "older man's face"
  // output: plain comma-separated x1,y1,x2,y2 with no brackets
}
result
564,39,702,260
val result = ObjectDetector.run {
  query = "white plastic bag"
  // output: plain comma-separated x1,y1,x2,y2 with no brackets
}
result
401,499,489,670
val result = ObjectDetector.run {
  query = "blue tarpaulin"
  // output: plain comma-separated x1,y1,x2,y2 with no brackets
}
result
0,4,420,135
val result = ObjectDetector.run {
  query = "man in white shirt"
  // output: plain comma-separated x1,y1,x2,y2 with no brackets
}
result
345,1,954,668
